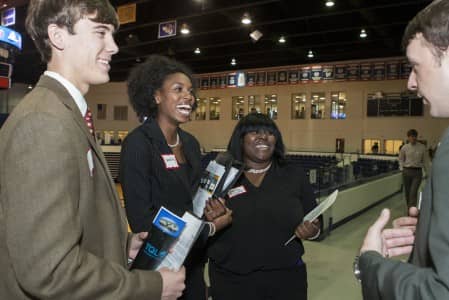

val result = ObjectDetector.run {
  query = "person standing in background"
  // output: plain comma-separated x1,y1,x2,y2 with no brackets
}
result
358,1,449,298
0,1,185,299
398,129,429,208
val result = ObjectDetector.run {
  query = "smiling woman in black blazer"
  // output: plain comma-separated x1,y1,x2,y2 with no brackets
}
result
120,55,231,300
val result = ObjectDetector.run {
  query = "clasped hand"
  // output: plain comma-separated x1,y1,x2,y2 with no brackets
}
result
295,219,320,240
204,197,233,231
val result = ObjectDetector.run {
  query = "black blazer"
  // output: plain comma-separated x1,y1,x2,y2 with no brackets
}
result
119,118,202,233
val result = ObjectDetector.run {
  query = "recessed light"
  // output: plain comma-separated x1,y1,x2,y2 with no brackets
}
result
278,36,286,43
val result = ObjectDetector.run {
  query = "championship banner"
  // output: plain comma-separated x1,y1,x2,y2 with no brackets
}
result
400,61,412,79
267,71,277,85
311,65,323,83
227,73,237,88
277,70,288,85
200,77,209,90
219,75,227,89
256,72,266,86
209,76,218,89
386,61,400,80
322,65,334,81
360,63,372,80
288,70,298,84
373,62,385,80
246,72,256,87
335,64,347,80
300,66,311,83
346,64,360,81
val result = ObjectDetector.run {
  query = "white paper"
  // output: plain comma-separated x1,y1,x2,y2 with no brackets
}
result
284,189,338,246
156,211,204,271
303,189,338,222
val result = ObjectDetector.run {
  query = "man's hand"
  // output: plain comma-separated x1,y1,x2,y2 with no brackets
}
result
381,206,418,257
392,206,419,233
360,209,391,255
128,232,148,260
295,219,320,240
159,267,186,300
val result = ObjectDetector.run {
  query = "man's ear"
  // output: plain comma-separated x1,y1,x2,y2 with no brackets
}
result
47,24,65,50
154,91,161,104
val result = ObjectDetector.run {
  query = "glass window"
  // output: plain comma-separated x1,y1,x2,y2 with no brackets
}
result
291,93,307,119
103,130,116,145
264,94,278,119
195,98,207,120
209,97,221,120
311,92,326,119
113,106,128,121
248,95,262,114
117,131,128,145
384,139,403,155
97,104,107,120
331,91,347,119
232,96,245,120
363,139,381,154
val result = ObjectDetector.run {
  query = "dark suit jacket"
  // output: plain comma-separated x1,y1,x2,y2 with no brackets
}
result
0,75,162,299
360,127,449,299
119,117,202,233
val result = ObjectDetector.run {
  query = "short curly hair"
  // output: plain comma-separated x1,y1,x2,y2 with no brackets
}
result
127,55,197,122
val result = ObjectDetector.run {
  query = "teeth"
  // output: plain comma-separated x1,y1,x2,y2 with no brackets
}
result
177,104,192,110
256,145,269,149
98,59,110,65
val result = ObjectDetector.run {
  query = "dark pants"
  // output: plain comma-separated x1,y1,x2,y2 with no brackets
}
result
402,167,422,208
209,261,308,300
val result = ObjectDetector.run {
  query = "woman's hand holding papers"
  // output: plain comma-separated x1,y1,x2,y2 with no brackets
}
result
204,197,233,232
295,219,321,240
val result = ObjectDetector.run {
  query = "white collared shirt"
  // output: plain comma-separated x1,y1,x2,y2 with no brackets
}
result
44,71,87,117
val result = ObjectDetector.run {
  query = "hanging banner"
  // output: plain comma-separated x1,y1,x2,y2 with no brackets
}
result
200,77,209,90
209,76,218,89
227,73,237,88
288,70,298,84
373,62,385,80
256,72,266,86
300,66,311,83
335,65,347,80
400,61,412,79
311,65,323,82
360,63,372,80
219,75,227,89
267,71,277,85
386,61,400,80
322,65,334,81
346,64,360,81
277,70,288,84
246,72,256,86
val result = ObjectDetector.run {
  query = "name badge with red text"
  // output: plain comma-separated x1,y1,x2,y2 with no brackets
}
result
161,154,179,169
228,185,247,198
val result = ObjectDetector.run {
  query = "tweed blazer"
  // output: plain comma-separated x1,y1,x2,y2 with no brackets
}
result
0,75,162,299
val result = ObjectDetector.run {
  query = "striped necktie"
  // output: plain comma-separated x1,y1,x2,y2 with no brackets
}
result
84,108,95,137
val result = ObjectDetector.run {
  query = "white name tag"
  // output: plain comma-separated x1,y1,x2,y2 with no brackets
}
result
228,185,247,198
161,154,179,169
87,148,94,177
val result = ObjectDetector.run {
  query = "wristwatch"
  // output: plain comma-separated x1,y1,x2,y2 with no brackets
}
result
353,255,361,282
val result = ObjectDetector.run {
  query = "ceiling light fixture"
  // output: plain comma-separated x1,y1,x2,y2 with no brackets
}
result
241,13,251,25
325,0,335,7
360,29,367,38
194,48,201,54
180,23,190,35
231,58,237,66
307,50,314,58
278,36,286,43
249,30,263,42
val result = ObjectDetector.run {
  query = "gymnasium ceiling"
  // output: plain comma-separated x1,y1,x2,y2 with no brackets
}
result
9,0,431,84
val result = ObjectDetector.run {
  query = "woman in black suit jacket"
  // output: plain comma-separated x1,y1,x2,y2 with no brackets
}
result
120,55,231,300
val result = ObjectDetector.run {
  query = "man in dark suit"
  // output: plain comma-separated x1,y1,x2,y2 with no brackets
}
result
0,1,185,299
357,0,449,298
